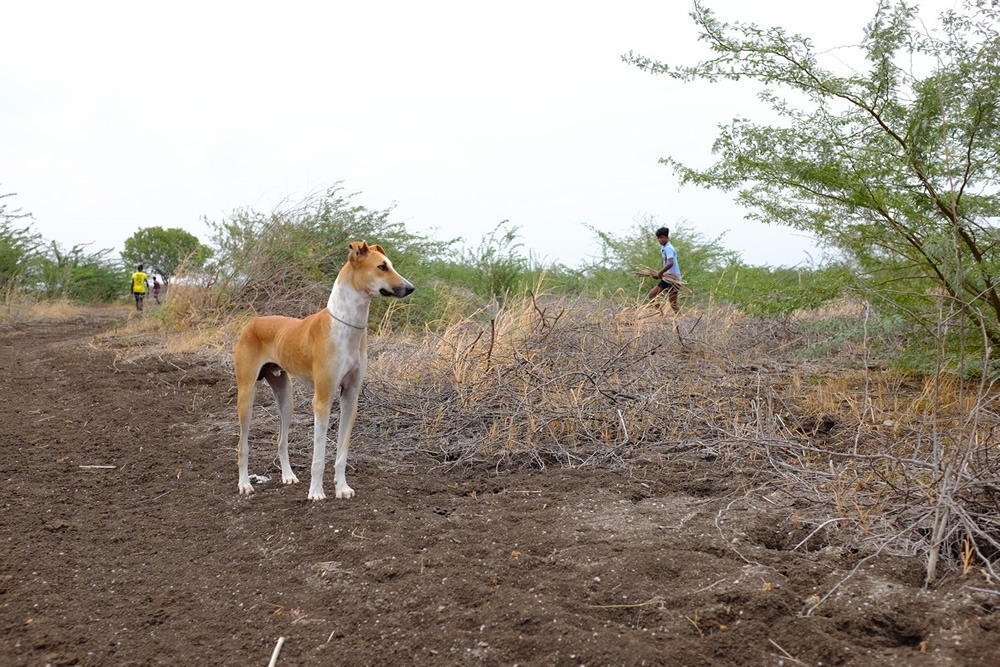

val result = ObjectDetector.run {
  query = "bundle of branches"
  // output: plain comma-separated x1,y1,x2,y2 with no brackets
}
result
632,266,662,279
633,266,689,289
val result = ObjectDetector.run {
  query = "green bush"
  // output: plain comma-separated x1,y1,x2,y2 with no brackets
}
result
711,263,853,317
203,185,450,319
36,242,124,303
453,220,526,300
0,192,42,297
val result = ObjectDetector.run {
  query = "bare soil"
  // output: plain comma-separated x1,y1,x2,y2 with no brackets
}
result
2,310,998,666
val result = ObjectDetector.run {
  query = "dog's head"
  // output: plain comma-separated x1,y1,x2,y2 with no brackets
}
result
346,241,415,298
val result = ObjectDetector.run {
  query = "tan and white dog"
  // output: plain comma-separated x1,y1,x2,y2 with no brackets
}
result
234,241,414,500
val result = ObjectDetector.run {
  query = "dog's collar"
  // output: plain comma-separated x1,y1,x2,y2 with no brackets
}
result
327,307,366,331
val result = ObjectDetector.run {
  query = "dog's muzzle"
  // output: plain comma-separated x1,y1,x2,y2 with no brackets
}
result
381,281,415,298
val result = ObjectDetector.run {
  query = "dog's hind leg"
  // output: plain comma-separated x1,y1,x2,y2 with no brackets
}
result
262,366,298,486
235,361,259,495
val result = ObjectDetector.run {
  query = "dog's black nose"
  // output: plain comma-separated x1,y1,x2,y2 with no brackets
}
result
381,284,415,298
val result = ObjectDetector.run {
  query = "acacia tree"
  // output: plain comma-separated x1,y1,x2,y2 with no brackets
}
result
37,242,122,302
625,0,1000,348
204,185,445,317
0,191,41,295
121,226,211,285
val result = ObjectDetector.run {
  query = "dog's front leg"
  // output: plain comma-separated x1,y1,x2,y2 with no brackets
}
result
333,383,360,499
307,414,330,500
308,385,334,501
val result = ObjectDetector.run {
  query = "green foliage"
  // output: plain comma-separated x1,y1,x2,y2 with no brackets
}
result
578,221,655,297
122,226,212,284
204,184,450,318
4,179,855,325
795,309,907,359
36,242,124,303
625,0,1000,352
712,262,853,317
578,218,740,299
1,190,122,303
448,220,527,300
0,191,42,296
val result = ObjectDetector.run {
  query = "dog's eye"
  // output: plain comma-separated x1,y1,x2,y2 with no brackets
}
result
378,264,388,271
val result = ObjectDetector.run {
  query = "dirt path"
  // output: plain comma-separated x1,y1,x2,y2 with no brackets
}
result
1,312,997,666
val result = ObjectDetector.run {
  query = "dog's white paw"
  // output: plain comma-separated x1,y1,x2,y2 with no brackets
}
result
238,482,255,495
335,485,355,499
282,473,300,485
308,487,326,501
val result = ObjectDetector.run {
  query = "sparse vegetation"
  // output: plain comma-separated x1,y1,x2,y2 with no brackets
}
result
347,293,999,588
10,183,1000,585
0,190,42,302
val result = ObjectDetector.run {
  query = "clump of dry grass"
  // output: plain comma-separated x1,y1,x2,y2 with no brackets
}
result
791,296,868,321
92,283,236,362
0,296,88,324
159,281,225,328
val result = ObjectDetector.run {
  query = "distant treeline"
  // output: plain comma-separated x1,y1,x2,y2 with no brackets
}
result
1,186,851,321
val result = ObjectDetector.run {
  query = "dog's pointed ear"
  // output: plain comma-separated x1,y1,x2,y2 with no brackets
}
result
348,241,370,259
372,244,385,255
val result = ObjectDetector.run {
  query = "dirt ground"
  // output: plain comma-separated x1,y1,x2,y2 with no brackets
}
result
2,310,998,666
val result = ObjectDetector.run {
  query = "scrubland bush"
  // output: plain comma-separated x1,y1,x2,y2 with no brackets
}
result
35,243,124,303
356,290,1000,587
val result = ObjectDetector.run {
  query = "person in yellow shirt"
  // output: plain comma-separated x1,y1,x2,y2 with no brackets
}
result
131,264,148,312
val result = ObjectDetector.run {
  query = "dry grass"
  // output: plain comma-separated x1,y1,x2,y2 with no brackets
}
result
362,294,1000,585
792,297,868,321
363,295,791,470
0,296,92,324
106,290,1000,585
88,286,237,362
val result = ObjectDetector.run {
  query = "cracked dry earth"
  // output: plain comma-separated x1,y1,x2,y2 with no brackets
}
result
2,310,999,666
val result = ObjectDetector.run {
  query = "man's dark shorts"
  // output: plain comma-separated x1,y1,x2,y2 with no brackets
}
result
657,279,679,293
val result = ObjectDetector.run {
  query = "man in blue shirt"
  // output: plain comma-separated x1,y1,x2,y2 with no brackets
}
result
647,227,681,313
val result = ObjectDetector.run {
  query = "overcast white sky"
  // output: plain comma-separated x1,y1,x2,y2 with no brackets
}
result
2,0,959,269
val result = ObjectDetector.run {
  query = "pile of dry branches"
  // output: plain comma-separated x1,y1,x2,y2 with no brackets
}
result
354,295,1000,586
363,294,731,468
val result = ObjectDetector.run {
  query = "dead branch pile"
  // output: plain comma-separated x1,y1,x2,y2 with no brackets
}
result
363,296,748,469
355,296,1000,585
